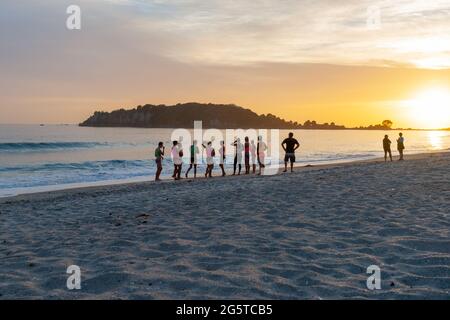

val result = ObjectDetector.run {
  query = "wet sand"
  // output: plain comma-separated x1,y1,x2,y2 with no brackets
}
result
0,152,449,299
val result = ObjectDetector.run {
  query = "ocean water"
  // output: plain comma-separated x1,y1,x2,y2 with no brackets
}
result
0,124,449,197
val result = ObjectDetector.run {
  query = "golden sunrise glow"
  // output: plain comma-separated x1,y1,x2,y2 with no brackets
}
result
414,57,450,70
405,88,450,129
2,1,450,127
427,131,445,150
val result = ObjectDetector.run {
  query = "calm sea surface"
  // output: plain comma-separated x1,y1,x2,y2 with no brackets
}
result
1,124,449,197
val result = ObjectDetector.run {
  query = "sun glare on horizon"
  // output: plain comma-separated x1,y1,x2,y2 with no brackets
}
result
403,88,450,129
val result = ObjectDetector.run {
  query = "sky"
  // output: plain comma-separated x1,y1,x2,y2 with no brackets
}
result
1,0,450,128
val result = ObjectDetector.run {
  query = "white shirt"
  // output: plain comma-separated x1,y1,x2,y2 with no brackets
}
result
205,146,214,165
250,144,257,157
172,146,182,165
258,141,267,154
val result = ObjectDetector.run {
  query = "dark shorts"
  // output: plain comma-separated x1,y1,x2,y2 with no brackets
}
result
190,157,195,164
284,153,295,163
155,158,162,169
245,154,250,165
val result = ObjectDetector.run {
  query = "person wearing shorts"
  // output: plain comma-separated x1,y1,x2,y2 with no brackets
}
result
257,135,267,175
171,141,182,180
281,132,300,173
203,141,215,178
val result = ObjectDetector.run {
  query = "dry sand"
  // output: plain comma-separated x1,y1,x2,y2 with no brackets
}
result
0,152,449,299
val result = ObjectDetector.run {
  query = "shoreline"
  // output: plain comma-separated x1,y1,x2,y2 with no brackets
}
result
2,123,449,131
2,150,448,202
0,150,449,299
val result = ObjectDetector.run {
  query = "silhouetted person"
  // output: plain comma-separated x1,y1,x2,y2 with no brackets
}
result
232,138,243,175
281,132,300,172
154,142,165,181
250,140,257,174
185,140,199,178
257,135,267,175
171,140,182,180
383,135,392,162
244,137,250,174
202,141,215,178
397,132,405,161
219,140,226,176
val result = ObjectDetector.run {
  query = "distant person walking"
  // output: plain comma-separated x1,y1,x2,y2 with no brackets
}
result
281,132,300,172
232,138,243,175
154,142,165,181
219,140,226,176
257,135,267,175
250,140,257,174
383,135,393,162
244,137,251,174
171,140,182,180
397,132,405,161
185,140,199,178
203,141,215,178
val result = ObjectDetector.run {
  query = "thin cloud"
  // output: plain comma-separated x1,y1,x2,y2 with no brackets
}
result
98,0,450,68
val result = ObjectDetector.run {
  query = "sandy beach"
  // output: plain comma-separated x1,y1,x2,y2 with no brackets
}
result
0,152,449,299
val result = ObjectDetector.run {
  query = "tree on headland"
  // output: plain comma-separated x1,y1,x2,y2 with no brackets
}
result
355,120,395,130
79,103,405,130
382,120,393,129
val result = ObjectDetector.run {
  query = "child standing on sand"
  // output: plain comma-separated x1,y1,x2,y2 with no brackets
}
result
154,142,165,181
383,135,392,162
397,133,405,161
257,135,267,175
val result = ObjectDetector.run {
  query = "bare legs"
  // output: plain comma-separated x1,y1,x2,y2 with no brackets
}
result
283,161,294,172
155,166,162,181
173,164,182,180
205,164,213,178
258,164,265,175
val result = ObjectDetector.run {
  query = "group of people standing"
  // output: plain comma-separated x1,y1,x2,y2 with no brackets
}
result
382,132,406,162
154,131,406,181
154,133,301,181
